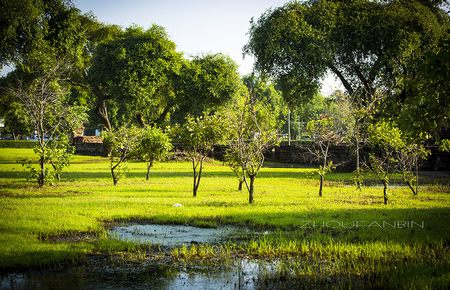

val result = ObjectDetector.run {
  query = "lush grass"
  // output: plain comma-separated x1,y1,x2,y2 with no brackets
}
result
0,148,449,287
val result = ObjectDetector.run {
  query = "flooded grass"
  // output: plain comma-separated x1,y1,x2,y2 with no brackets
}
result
0,149,449,288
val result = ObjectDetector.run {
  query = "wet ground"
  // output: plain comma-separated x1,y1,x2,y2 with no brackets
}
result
1,224,284,290
1,256,292,290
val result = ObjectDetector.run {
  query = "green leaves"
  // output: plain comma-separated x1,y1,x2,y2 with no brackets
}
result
246,0,450,138
137,126,172,163
368,121,405,152
88,25,183,127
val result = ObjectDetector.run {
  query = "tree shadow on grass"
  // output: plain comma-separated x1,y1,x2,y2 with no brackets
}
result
224,207,450,244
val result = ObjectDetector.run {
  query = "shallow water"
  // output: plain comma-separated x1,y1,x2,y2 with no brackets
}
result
0,258,284,290
109,224,239,246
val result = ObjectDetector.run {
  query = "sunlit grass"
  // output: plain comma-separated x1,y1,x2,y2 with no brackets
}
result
0,148,449,286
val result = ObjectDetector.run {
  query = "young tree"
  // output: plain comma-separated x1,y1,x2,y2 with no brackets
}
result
137,126,172,180
397,142,430,196
103,126,141,186
225,149,245,191
172,114,227,197
0,0,97,186
226,77,281,203
306,116,344,197
11,64,86,187
367,121,405,205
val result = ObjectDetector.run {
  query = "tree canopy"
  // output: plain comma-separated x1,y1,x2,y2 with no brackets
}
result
88,25,183,129
245,0,450,139
173,53,243,121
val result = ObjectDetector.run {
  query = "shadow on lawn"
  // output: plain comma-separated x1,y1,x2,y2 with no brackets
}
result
224,207,450,243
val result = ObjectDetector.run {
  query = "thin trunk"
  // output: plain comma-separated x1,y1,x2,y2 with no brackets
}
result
39,155,45,187
146,160,153,181
238,180,244,191
415,160,419,195
355,139,362,190
248,175,255,204
51,163,61,181
383,181,388,205
99,100,112,131
192,159,203,197
407,180,417,195
319,174,324,197
111,168,118,186
192,168,197,197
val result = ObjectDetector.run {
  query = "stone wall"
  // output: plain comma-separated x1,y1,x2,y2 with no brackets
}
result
73,136,106,156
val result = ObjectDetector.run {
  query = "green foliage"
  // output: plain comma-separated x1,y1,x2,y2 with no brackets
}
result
367,121,430,200
88,25,183,128
136,126,172,180
173,114,228,158
21,136,74,185
439,139,450,152
245,0,450,139
103,126,141,185
174,54,243,120
137,126,172,162
171,113,228,196
225,77,282,202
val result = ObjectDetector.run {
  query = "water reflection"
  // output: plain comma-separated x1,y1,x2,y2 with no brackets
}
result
1,259,285,290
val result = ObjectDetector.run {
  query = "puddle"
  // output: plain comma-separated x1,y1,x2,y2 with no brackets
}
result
0,258,288,290
109,224,248,246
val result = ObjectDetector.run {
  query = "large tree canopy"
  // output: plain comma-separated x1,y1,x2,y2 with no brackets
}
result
245,0,450,139
173,53,243,121
88,25,183,129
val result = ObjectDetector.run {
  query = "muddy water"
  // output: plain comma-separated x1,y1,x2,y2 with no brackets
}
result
1,225,282,289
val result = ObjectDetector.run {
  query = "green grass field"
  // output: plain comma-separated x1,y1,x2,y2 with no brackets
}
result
0,148,449,288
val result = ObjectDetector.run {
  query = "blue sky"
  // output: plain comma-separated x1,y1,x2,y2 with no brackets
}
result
74,0,341,95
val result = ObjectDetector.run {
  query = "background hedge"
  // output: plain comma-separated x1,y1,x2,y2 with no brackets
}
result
0,140,37,148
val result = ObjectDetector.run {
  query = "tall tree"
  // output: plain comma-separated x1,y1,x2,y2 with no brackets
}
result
173,53,242,121
88,25,183,129
245,0,450,140
0,0,91,186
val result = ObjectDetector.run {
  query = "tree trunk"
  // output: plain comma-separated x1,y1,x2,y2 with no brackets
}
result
407,181,417,195
193,169,198,197
415,161,419,195
355,139,362,190
319,175,324,197
238,180,244,191
111,168,118,186
146,160,153,181
383,181,388,205
38,155,45,187
248,175,255,204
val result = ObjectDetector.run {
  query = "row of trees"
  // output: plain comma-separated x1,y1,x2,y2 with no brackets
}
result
103,76,282,204
0,0,242,187
0,0,448,205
